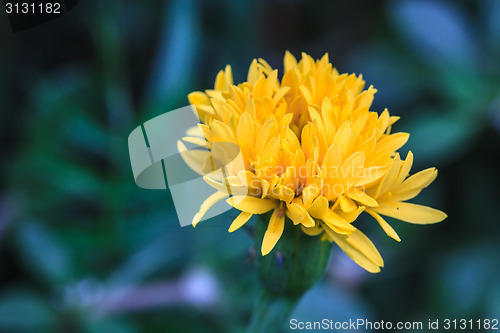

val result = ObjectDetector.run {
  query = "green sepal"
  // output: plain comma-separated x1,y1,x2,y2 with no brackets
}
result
253,212,332,298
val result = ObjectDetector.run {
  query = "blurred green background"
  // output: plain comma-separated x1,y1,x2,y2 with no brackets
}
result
1,0,499,332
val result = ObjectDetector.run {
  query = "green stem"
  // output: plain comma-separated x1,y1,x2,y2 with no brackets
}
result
247,214,332,332
246,288,298,333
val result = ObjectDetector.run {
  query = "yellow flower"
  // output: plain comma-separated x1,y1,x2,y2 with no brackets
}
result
182,51,447,273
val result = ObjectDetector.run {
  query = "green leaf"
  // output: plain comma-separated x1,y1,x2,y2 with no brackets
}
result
16,221,74,284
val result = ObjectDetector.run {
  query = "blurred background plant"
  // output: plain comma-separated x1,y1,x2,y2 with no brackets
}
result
0,0,499,332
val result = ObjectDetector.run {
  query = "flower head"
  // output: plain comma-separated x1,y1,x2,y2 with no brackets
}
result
182,52,446,273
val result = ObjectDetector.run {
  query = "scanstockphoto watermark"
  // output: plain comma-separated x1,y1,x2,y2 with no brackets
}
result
289,318,424,331
289,318,500,331
241,165,380,195
253,163,382,182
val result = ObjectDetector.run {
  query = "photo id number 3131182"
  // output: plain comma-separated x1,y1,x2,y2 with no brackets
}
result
5,2,61,14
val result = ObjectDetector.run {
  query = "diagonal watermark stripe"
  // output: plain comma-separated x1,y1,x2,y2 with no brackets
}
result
128,105,247,227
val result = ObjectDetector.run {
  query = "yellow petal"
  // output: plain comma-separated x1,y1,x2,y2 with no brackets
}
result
206,90,224,101
238,170,261,190
193,191,228,227
284,51,298,73
186,126,204,138
391,168,438,201
288,198,316,228
247,59,260,85
211,120,236,142
258,58,273,74
373,201,447,224
308,106,325,133
244,98,256,119
177,140,209,176
264,70,278,96
307,195,329,218
273,87,291,106
198,124,212,142
300,211,316,228
188,91,211,106
237,112,254,149
299,85,314,105
203,176,248,196
366,210,401,242
218,102,238,124
226,196,278,214
321,98,336,143
339,195,357,213
228,212,253,232
377,153,401,196
323,144,341,169
389,115,400,126
322,209,356,235
302,185,320,208
376,108,390,134
356,85,376,109
285,202,305,225
336,206,365,223
340,151,365,184
285,128,301,151
351,112,368,137
261,179,270,198
214,70,226,91
255,118,277,152
182,136,208,148
224,65,234,87
346,187,378,207
324,227,384,273
395,151,413,185
333,121,351,153
301,224,323,236
354,166,387,187
375,132,409,152
280,185,295,204
261,208,285,255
